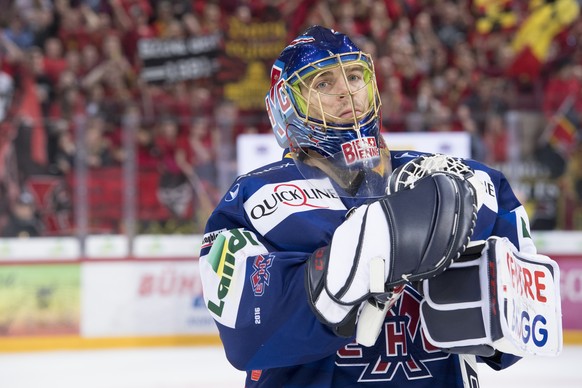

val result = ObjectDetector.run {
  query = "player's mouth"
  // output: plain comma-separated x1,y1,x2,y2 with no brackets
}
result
339,109,362,119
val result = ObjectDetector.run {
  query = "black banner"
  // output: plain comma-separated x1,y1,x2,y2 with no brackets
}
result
138,34,222,83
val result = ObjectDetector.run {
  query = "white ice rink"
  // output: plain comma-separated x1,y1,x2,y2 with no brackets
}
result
1,345,581,388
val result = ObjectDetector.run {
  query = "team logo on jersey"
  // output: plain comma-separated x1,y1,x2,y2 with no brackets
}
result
244,178,346,235
335,287,450,382
250,254,274,296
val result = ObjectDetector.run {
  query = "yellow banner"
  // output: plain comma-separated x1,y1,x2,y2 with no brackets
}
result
512,0,580,60
0,265,80,336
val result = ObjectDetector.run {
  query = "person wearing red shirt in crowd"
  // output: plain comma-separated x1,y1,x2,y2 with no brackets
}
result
41,37,68,85
110,0,156,66
154,117,192,218
56,5,93,51
543,59,582,117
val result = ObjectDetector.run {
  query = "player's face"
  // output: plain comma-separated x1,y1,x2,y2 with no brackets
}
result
300,63,370,127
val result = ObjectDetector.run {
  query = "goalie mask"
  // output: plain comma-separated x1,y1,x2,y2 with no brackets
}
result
265,26,389,197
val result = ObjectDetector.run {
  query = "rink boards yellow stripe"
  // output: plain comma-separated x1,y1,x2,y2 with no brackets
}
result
0,334,222,353
1,331,581,352
564,330,582,345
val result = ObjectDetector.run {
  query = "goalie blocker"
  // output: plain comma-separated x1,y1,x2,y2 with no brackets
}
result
420,237,562,357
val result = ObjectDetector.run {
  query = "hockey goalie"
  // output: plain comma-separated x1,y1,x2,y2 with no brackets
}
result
199,25,562,388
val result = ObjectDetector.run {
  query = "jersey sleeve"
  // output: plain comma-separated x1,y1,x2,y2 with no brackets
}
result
491,171,537,254
199,207,351,371
469,160,536,254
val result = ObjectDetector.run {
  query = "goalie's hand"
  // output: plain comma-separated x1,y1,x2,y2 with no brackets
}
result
305,172,477,337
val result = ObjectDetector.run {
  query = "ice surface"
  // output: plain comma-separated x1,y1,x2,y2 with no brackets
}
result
0,345,580,387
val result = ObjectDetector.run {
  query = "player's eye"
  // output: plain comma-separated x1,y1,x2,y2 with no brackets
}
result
347,71,364,83
313,79,332,91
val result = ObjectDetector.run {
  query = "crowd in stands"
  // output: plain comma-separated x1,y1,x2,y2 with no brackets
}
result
0,0,581,237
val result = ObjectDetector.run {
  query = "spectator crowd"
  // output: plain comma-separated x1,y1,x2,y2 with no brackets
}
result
0,0,581,237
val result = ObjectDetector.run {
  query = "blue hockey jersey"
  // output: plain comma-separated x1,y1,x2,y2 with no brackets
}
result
199,150,535,387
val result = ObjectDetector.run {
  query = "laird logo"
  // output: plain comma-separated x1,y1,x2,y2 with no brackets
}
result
341,137,379,165
206,229,260,317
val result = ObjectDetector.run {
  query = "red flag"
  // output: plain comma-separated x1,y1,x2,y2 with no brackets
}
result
508,0,580,80
543,95,579,157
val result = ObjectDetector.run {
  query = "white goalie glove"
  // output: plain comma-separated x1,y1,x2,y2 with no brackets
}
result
420,236,563,357
305,168,478,338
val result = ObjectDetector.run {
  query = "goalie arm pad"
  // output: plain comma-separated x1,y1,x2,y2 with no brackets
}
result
420,237,563,357
305,173,477,337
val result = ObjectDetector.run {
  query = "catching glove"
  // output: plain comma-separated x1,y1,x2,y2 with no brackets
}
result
305,172,477,337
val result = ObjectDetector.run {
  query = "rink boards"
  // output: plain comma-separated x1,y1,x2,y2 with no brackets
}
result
0,232,580,352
